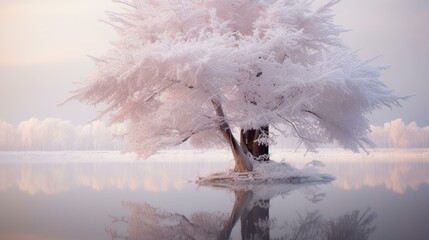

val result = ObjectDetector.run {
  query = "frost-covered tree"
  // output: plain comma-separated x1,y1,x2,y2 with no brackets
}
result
69,0,403,172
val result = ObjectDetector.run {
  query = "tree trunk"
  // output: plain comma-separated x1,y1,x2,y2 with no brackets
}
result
240,126,269,161
212,100,253,172
239,126,270,239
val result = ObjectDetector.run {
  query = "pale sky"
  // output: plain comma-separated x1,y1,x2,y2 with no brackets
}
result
0,0,428,126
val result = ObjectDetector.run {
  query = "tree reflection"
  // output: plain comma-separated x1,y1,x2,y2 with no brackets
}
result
106,202,227,240
279,208,376,240
241,198,270,240
106,185,376,240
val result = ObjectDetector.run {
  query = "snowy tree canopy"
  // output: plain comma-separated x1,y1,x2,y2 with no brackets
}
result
69,0,403,166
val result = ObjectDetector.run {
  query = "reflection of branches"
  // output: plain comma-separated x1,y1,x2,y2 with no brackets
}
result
279,208,377,240
106,187,376,240
106,202,227,240
289,211,323,240
304,192,326,204
323,208,377,240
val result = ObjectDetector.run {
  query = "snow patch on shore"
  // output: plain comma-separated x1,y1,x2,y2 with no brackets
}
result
197,160,334,188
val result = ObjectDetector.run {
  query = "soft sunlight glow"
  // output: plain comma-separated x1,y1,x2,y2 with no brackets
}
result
0,0,428,127
0,0,116,65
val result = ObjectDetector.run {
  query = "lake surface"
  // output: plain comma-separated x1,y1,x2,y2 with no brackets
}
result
1,149,428,240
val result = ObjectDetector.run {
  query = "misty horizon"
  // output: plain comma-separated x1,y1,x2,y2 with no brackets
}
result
1,117,428,151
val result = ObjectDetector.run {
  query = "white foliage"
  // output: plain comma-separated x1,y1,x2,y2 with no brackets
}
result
70,0,402,158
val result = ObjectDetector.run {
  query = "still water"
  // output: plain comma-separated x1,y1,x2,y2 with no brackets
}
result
0,149,428,240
